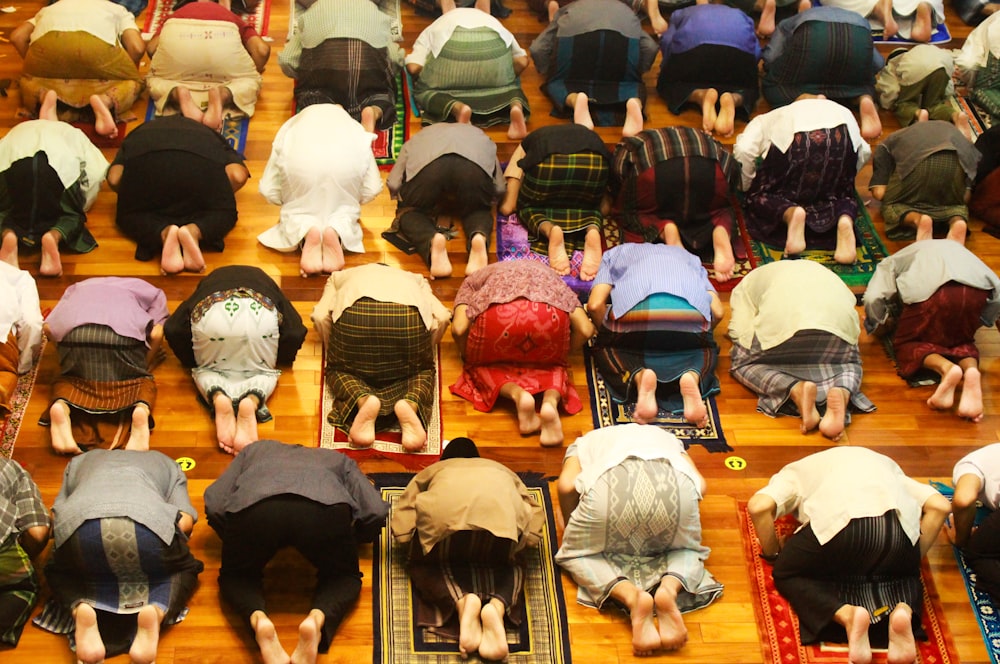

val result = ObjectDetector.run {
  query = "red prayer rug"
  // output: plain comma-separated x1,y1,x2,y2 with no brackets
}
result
142,0,271,36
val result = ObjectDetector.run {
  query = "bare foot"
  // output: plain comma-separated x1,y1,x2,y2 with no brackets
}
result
887,604,916,664
214,394,237,454
680,371,708,428
910,2,933,42
478,599,509,661
39,231,62,276
0,231,17,267
882,10,899,40
819,387,848,441
233,397,259,453
953,111,972,141
623,97,643,138
178,225,205,273
715,92,736,137
289,609,324,664
39,89,59,121
455,103,473,124
160,225,184,275
757,0,776,37
957,366,984,423
712,225,736,282
321,227,345,273
653,582,688,651
947,218,968,245
395,400,427,452
790,380,820,433
466,234,488,276
784,207,807,256
175,86,205,124
859,96,882,140
49,400,82,454
917,109,930,123
580,226,602,281
90,95,117,139
514,388,541,434
630,590,661,657
546,224,571,276
834,216,857,264
300,227,323,277
74,603,106,664
915,214,934,242
361,106,378,133
507,104,527,140
928,364,962,411
797,0,810,12
539,399,563,447
847,606,873,664
203,86,224,131
349,395,380,447
701,88,719,134
126,404,151,451
458,594,483,658
129,605,161,664
633,369,659,424
429,233,453,279
572,93,594,130
252,612,290,664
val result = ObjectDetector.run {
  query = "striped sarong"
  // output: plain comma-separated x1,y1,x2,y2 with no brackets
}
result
406,529,525,639
762,21,876,107
0,540,38,646
296,38,397,130
729,329,874,420
412,27,529,127
519,152,608,254
542,30,644,126
881,151,970,239
326,298,435,431
604,293,711,334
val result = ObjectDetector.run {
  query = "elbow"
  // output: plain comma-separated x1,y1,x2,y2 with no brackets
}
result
747,493,775,520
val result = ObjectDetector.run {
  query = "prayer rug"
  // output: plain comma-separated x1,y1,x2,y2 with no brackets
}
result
374,74,410,167
737,502,959,664
955,94,994,139
318,349,443,471
142,0,271,36
0,340,44,459
143,103,250,155
872,23,950,44
582,344,731,453
878,335,939,388
371,473,572,664
745,195,889,293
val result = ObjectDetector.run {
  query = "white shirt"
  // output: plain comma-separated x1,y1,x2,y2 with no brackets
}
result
956,11,1000,82
754,447,938,545
28,0,138,46
953,444,1000,511
0,262,43,375
0,120,108,211
567,424,703,498
406,8,525,67
729,260,861,351
257,104,382,254
733,98,871,191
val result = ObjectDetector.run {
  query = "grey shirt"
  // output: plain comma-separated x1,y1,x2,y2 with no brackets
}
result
52,450,197,547
870,120,981,185
204,439,389,542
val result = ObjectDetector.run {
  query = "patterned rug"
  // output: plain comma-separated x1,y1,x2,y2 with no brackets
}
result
495,210,754,298
878,336,939,388
582,344,731,453
318,350,443,471
746,195,889,293
371,473,572,664
143,103,250,155
737,502,959,664
955,94,994,140
374,74,410,167
0,340,44,459
143,0,271,35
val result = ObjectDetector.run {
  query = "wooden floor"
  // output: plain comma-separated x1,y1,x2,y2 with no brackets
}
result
1,0,998,662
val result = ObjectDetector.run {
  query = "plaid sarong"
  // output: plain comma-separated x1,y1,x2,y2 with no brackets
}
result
412,27,529,127
973,53,1000,120
881,151,970,239
0,540,38,646
541,30,644,126
520,152,608,254
729,329,874,419
326,298,435,431
296,38,397,129
762,21,876,107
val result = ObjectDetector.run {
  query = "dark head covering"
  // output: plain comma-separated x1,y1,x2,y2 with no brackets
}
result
439,437,479,460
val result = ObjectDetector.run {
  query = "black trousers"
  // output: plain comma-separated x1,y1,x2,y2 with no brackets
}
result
217,495,361,653
397,154,495,265
966,508,1000,604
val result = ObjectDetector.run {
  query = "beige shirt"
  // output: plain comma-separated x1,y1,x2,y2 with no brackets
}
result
310,263,451,344
390,457,544,555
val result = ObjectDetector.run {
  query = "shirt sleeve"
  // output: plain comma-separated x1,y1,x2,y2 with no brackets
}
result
311,275,339,348
869,143,895,188
162,456,198,523
14,271,43,374
139,283,170,327
359,150,384,205
732,118,766,190
340,458,389,543
406,27,432,68
278,33,303,78
528,22,558,78
14,467,50,533
258,136,286,206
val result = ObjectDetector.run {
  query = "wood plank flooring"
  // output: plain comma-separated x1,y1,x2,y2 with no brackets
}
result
0,0,997,662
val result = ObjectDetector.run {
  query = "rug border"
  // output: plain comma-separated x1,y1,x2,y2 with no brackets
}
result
0,339,45,459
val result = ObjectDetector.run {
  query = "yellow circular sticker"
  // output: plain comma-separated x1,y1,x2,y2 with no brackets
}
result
724,456,747,471
176,457,196,472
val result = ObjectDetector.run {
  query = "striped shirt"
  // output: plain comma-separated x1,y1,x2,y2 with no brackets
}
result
612,127,740,194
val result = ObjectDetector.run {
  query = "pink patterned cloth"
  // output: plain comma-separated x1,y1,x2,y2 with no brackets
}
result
455,259,581,321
